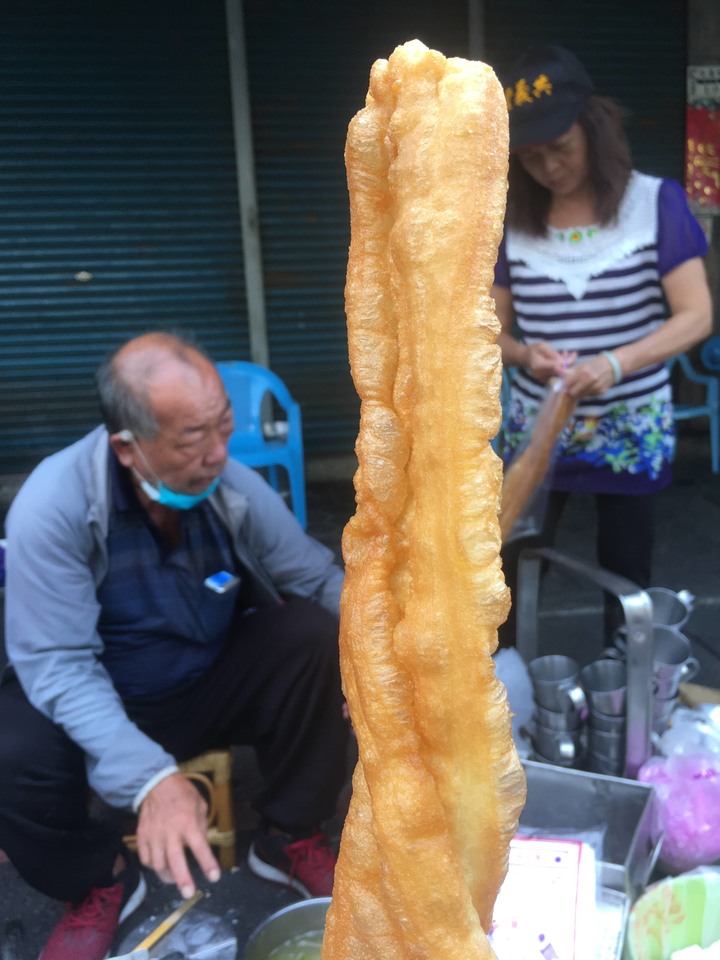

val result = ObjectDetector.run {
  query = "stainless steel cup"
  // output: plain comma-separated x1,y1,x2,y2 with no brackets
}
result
652,626,700,697
588,726,626,761
651,695,678,735
580,659,627,716
530,720,582,765
608,625,699,699
589,708,626,733
587,749,625,777
647,587,695,630
653,672,692,700
529,655,588,719
535,704,582,731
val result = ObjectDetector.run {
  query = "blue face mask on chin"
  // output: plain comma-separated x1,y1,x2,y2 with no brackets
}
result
121,429,221,511
136,474,220,510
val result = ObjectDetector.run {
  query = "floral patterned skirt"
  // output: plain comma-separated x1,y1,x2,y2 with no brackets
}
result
503,390,675,495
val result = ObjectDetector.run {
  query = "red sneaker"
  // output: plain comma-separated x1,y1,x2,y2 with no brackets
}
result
248,829,336,898
38,858,146,960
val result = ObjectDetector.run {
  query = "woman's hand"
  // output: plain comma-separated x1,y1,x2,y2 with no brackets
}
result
562,353,616,399
526,342,574,383
136,772,221,898
493,283,577,382
494,284,569,380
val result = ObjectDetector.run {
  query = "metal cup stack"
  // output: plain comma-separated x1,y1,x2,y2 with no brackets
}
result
526,655,588,767
525,587,698,775
646,588,697,736
611,588,698,741
580,659,627,777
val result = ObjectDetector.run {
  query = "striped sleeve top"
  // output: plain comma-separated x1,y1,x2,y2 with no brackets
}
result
495,172,708,494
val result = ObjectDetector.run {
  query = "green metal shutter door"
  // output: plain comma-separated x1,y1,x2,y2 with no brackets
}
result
0,0,249,475
243,0,471,458
483,0,688,180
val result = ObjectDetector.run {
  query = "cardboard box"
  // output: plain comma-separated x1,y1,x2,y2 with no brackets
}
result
679,682,720,708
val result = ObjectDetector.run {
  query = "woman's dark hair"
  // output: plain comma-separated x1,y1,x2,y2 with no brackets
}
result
507,95,632,236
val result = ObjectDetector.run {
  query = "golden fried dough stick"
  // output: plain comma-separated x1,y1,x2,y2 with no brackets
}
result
322,40,526,960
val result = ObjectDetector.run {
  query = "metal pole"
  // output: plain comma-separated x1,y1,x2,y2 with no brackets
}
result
468,0,485,61
225,0,269,367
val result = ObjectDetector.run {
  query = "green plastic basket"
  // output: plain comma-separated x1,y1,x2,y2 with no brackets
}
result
624,871,720,960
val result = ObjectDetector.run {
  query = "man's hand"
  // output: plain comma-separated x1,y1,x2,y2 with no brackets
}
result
136,772,221,898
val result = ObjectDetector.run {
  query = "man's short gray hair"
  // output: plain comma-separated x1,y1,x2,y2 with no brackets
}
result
95,330,209,438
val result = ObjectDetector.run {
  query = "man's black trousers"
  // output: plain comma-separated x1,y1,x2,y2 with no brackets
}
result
0,599,348,902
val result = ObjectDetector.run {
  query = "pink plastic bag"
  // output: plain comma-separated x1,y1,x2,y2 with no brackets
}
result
638,752,720,873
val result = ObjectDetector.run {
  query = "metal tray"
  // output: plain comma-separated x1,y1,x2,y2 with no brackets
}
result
521,759,660,903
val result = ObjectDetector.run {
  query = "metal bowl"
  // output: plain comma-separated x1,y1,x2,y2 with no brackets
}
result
243,898,331,960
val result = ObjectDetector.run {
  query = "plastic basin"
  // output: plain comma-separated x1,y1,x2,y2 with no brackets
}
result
624,871,720,960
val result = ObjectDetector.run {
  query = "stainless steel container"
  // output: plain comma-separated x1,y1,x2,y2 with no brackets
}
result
521,759,659,902
244,898,330,960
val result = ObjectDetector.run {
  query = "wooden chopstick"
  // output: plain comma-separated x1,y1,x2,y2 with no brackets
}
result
133,889,204,952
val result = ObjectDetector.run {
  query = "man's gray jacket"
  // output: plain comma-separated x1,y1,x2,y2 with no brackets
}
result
4,426,344,809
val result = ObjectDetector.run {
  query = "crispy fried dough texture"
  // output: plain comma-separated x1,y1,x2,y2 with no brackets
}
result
322,40,526,960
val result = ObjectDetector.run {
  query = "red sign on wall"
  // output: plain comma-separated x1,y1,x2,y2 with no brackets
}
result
686,105,720,209
686,66,720,213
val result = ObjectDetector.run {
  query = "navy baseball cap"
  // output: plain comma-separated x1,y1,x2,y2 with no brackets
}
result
503,45,595,151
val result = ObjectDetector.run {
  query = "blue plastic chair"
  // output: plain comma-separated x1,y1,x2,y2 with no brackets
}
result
667,350,720,474
701,335,720,374
216,361,307,528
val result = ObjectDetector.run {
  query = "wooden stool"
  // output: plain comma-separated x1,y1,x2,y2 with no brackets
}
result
124,748,237,869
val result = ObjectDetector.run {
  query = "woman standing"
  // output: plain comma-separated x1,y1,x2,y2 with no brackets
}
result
494,45,712,645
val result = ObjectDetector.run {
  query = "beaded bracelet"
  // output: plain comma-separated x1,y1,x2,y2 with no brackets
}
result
601,350,623,385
